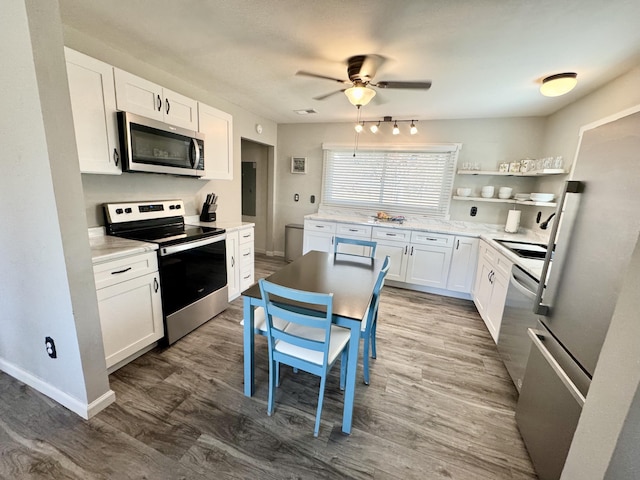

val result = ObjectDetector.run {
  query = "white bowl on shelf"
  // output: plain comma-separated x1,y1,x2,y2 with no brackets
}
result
530,193,555,202
456,188,472,197
514,193,531,201
481,186,495,198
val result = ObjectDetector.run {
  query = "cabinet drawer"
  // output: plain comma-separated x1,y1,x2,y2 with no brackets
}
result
239,227,254,245
494,251,513,278
304,219,337,233
410,231,453,248
336,223,372,238
239,243,254,266
94,251,158,290
372,227,411,242
240,265,254,291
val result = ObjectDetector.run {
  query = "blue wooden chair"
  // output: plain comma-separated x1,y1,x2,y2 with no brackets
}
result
258,279,350,437
334,236,377,258
360,255,391,385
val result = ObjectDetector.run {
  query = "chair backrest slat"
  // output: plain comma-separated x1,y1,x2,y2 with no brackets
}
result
259,279,334,356
334,237,377,258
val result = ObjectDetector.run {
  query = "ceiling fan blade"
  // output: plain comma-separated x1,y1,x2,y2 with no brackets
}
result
374,80,432,90
313,89,346,101
296,70,350,85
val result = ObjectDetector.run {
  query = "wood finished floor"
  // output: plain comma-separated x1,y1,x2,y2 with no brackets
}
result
0,254,536,479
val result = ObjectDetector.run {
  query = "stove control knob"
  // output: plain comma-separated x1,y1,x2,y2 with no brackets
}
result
125,207,132,213
175,204,182,210
169,205,175,210
115,208,123,214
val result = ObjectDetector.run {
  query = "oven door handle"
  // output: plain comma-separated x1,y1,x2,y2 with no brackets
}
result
159,234,226,256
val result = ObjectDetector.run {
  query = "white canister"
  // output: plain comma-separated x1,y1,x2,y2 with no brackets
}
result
505,210,521,233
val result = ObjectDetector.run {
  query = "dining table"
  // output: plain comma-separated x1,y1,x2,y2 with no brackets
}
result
242,250,384,435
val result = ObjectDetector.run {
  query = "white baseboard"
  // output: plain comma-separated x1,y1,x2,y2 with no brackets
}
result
0,358,115,420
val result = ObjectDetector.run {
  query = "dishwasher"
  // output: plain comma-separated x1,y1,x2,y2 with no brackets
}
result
497,264,540,392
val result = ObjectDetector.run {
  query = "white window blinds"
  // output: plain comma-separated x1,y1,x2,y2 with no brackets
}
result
321,145,459,217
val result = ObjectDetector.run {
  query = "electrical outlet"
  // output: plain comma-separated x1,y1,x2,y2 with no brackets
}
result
310,195,316,204
294,193,299,202
45,337,57,358
470,206,477,217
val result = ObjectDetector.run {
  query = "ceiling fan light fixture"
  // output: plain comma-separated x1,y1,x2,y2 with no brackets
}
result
410,121,418,135
344,85,377,106
370,122,380,134
392,122,400,135
540,72,578,97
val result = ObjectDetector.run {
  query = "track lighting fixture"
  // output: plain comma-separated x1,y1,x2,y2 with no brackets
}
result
353,116,418,136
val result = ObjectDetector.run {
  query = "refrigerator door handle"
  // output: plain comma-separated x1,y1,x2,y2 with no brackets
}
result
527,328,586,407
534,180,584,315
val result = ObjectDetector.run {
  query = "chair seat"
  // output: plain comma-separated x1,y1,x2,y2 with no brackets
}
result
276,323,350,366
241,307,289,332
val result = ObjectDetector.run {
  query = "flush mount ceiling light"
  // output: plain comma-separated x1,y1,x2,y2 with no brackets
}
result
344,83,377,107
540,72,578,97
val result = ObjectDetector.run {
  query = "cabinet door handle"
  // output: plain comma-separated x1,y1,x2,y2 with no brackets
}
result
404,245,408,255
331,236,334,245
231,256,235,267
156,94,162,111
111,267,132,275
456,239,460,250
165,98,170,114
410,246,414,255
153,277,159,293
113,148,120,166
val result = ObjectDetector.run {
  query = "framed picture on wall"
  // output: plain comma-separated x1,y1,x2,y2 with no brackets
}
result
291,156,307,174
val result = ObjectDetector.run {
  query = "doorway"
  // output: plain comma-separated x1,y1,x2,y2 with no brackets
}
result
241,139,270,254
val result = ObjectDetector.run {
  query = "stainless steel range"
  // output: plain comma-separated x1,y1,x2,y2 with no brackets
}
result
104,200,228,344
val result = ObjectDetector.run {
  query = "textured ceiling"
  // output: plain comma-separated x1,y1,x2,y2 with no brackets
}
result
58,0,640,124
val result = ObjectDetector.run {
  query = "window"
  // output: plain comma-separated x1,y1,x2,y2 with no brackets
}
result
321,144,460,218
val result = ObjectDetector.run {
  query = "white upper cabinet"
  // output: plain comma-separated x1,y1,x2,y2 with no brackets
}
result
198,102,234,180
64,47,121,175
113,68,198,130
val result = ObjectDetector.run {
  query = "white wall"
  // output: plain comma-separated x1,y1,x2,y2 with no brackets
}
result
1,0,112,417
275,117,546,251
62,27,278,227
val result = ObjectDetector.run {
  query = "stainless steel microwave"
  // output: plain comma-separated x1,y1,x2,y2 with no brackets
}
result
118,111,205,177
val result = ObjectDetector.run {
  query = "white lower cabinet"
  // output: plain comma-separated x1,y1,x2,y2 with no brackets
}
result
334,223,373,256
405,232,453,288
473,240,512,342
447,236,480,293
94,251,163,371
226,226,255,301
372,227,411,282
303,220,336,254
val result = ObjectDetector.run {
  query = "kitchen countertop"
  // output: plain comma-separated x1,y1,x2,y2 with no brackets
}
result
305,213,549,281
89,227,157,264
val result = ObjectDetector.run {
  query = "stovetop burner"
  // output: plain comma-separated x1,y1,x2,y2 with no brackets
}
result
123,223,225,247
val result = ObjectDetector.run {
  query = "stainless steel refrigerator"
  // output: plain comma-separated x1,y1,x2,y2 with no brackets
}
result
515,109,640,480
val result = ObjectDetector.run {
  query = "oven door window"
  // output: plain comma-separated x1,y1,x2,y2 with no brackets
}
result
159,239,227,315
131,123,198,169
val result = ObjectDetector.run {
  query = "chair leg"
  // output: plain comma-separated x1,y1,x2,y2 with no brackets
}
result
267,360,275,416
362,334,371,385
315,374,327,437
276,361,281,387
340,349,347,391
371,314,378,359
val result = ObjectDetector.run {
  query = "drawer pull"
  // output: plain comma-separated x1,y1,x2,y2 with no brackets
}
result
386,233,397,237
348,229,358,232
243,234,251,238
243,252,251,257
315,225,325,229
111,267,132,275
243,274,251,280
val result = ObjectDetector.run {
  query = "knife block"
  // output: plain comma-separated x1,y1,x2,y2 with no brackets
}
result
199,202,217,222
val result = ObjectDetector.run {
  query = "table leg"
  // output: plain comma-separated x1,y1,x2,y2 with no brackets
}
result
243,297,255,397
342,320,360,434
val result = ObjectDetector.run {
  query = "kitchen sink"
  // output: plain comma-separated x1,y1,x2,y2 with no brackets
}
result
495,239,552,260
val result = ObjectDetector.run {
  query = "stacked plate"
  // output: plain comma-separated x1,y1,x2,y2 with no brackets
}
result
530,193,555,202
514,193,530,201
